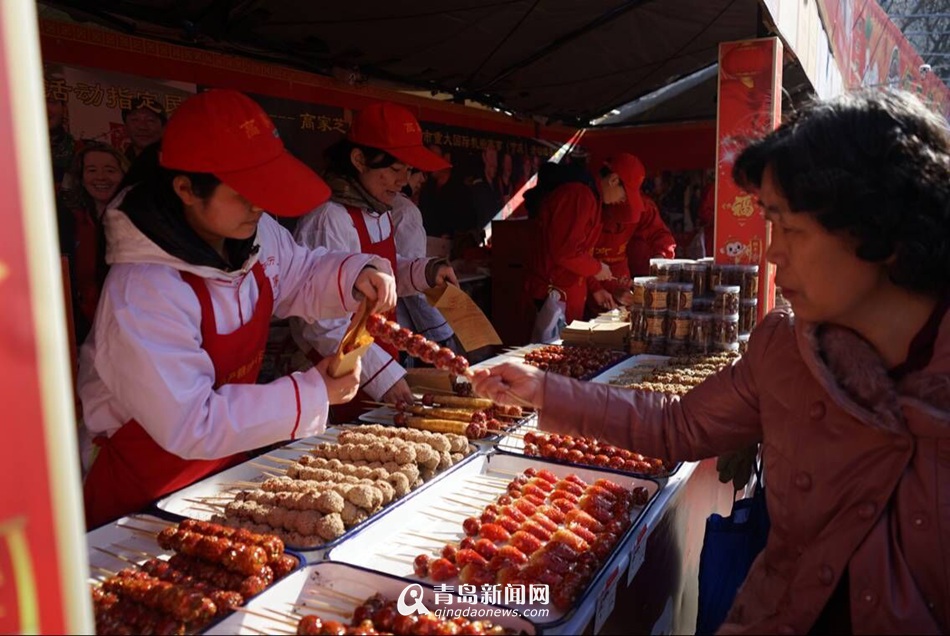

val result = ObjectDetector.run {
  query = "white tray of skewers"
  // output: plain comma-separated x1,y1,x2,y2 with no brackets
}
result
585,354,671,385
153,427,479,553
327,453,660,628
87,514,303,634
204,561,537,635
494,418,681,480
359,391,534,442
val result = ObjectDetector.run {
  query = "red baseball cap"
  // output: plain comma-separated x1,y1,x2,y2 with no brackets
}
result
347,102,451,172
160,89,330,217
606,152,646,218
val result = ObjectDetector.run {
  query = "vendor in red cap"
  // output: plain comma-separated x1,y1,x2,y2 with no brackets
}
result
523,161,619,327
587,153,676,311
78,89,397,528
293,102,458,418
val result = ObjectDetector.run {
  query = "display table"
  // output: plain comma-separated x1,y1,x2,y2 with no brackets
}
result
469,347,737,634
88,346,734,635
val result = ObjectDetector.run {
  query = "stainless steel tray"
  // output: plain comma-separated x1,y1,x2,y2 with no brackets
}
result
204,561,537,635
154,431,479,553
327,452,660,627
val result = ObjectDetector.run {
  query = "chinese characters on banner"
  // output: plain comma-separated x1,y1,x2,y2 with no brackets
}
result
242,91,346,175
714,38,783,318
44,63,195,153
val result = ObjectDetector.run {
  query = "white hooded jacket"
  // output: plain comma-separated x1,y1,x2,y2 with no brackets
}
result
292,196,435,400
78,194,389,464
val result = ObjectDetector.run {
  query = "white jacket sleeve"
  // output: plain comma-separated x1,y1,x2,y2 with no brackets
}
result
87,264,330,459
259,214,389,321
293,203,407,399
392,195,428,259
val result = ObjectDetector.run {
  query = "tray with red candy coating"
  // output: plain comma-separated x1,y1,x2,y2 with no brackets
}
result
327,452,660,628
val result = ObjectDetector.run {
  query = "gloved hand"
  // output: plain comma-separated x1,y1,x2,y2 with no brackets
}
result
716,444,758,491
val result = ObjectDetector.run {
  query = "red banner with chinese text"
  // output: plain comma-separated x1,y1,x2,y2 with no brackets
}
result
714,38,783,317
0,2,91,633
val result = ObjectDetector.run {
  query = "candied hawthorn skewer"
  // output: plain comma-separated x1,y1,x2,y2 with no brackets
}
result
366,314,471,376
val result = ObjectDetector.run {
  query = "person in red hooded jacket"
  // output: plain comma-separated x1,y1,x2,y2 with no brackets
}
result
523,161,625,324
587,153,676,311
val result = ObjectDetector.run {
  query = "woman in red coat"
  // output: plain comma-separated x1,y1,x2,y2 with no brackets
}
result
587,153,676,311
523,162,625,324
475,90,950,634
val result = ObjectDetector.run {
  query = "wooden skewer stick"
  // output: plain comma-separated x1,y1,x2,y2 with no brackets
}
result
224,480,264,489
246,626,292,636
486,467,524,477
184,496,225,507
422,510,466,524
185,500,224,514
258,606,304,625
449,489,496,502
467,472,510,482
250,461,286,474
459,483,503,496
92,565,117,578
93,546,139,565
122,547,160,560
305,584,364,605
403,529,456,543
393,537,442,550
128,515,175,527
234,607,300,626
376,552,418,564
263,455,296,465
293,600,351,618
441,496,484,510
115,523,159,538
189,494,233,502
296,594,350,611
390,541,436,562
430,505,469,516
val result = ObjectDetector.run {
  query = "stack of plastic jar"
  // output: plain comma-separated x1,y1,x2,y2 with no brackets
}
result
712,285,741,352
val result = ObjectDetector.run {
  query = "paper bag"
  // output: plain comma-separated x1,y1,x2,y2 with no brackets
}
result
405,368,454,394
327,301,375,378
425,284,502,352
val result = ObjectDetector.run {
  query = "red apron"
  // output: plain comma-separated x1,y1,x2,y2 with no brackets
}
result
83,261,273,528
309,205,400,423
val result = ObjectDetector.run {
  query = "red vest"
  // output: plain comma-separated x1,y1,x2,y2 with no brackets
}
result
83,261,273,528
308,205,401,423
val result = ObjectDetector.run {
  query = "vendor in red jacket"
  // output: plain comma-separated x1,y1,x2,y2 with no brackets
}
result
587,153,676,310
524,162,624,323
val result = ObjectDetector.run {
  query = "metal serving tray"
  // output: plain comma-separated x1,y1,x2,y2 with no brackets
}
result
204,561,537,635
154,431,479,554
493,418,681,480
327,452,660,629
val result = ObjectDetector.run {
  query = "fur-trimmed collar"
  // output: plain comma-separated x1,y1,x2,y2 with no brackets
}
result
794,315,950,434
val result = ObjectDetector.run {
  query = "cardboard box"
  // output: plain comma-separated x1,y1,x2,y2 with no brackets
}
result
560,320,630,349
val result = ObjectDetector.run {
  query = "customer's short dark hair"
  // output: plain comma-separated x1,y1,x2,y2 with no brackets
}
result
733,89,950,293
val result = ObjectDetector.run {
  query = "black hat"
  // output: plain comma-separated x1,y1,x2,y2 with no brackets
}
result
122,97,167,124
